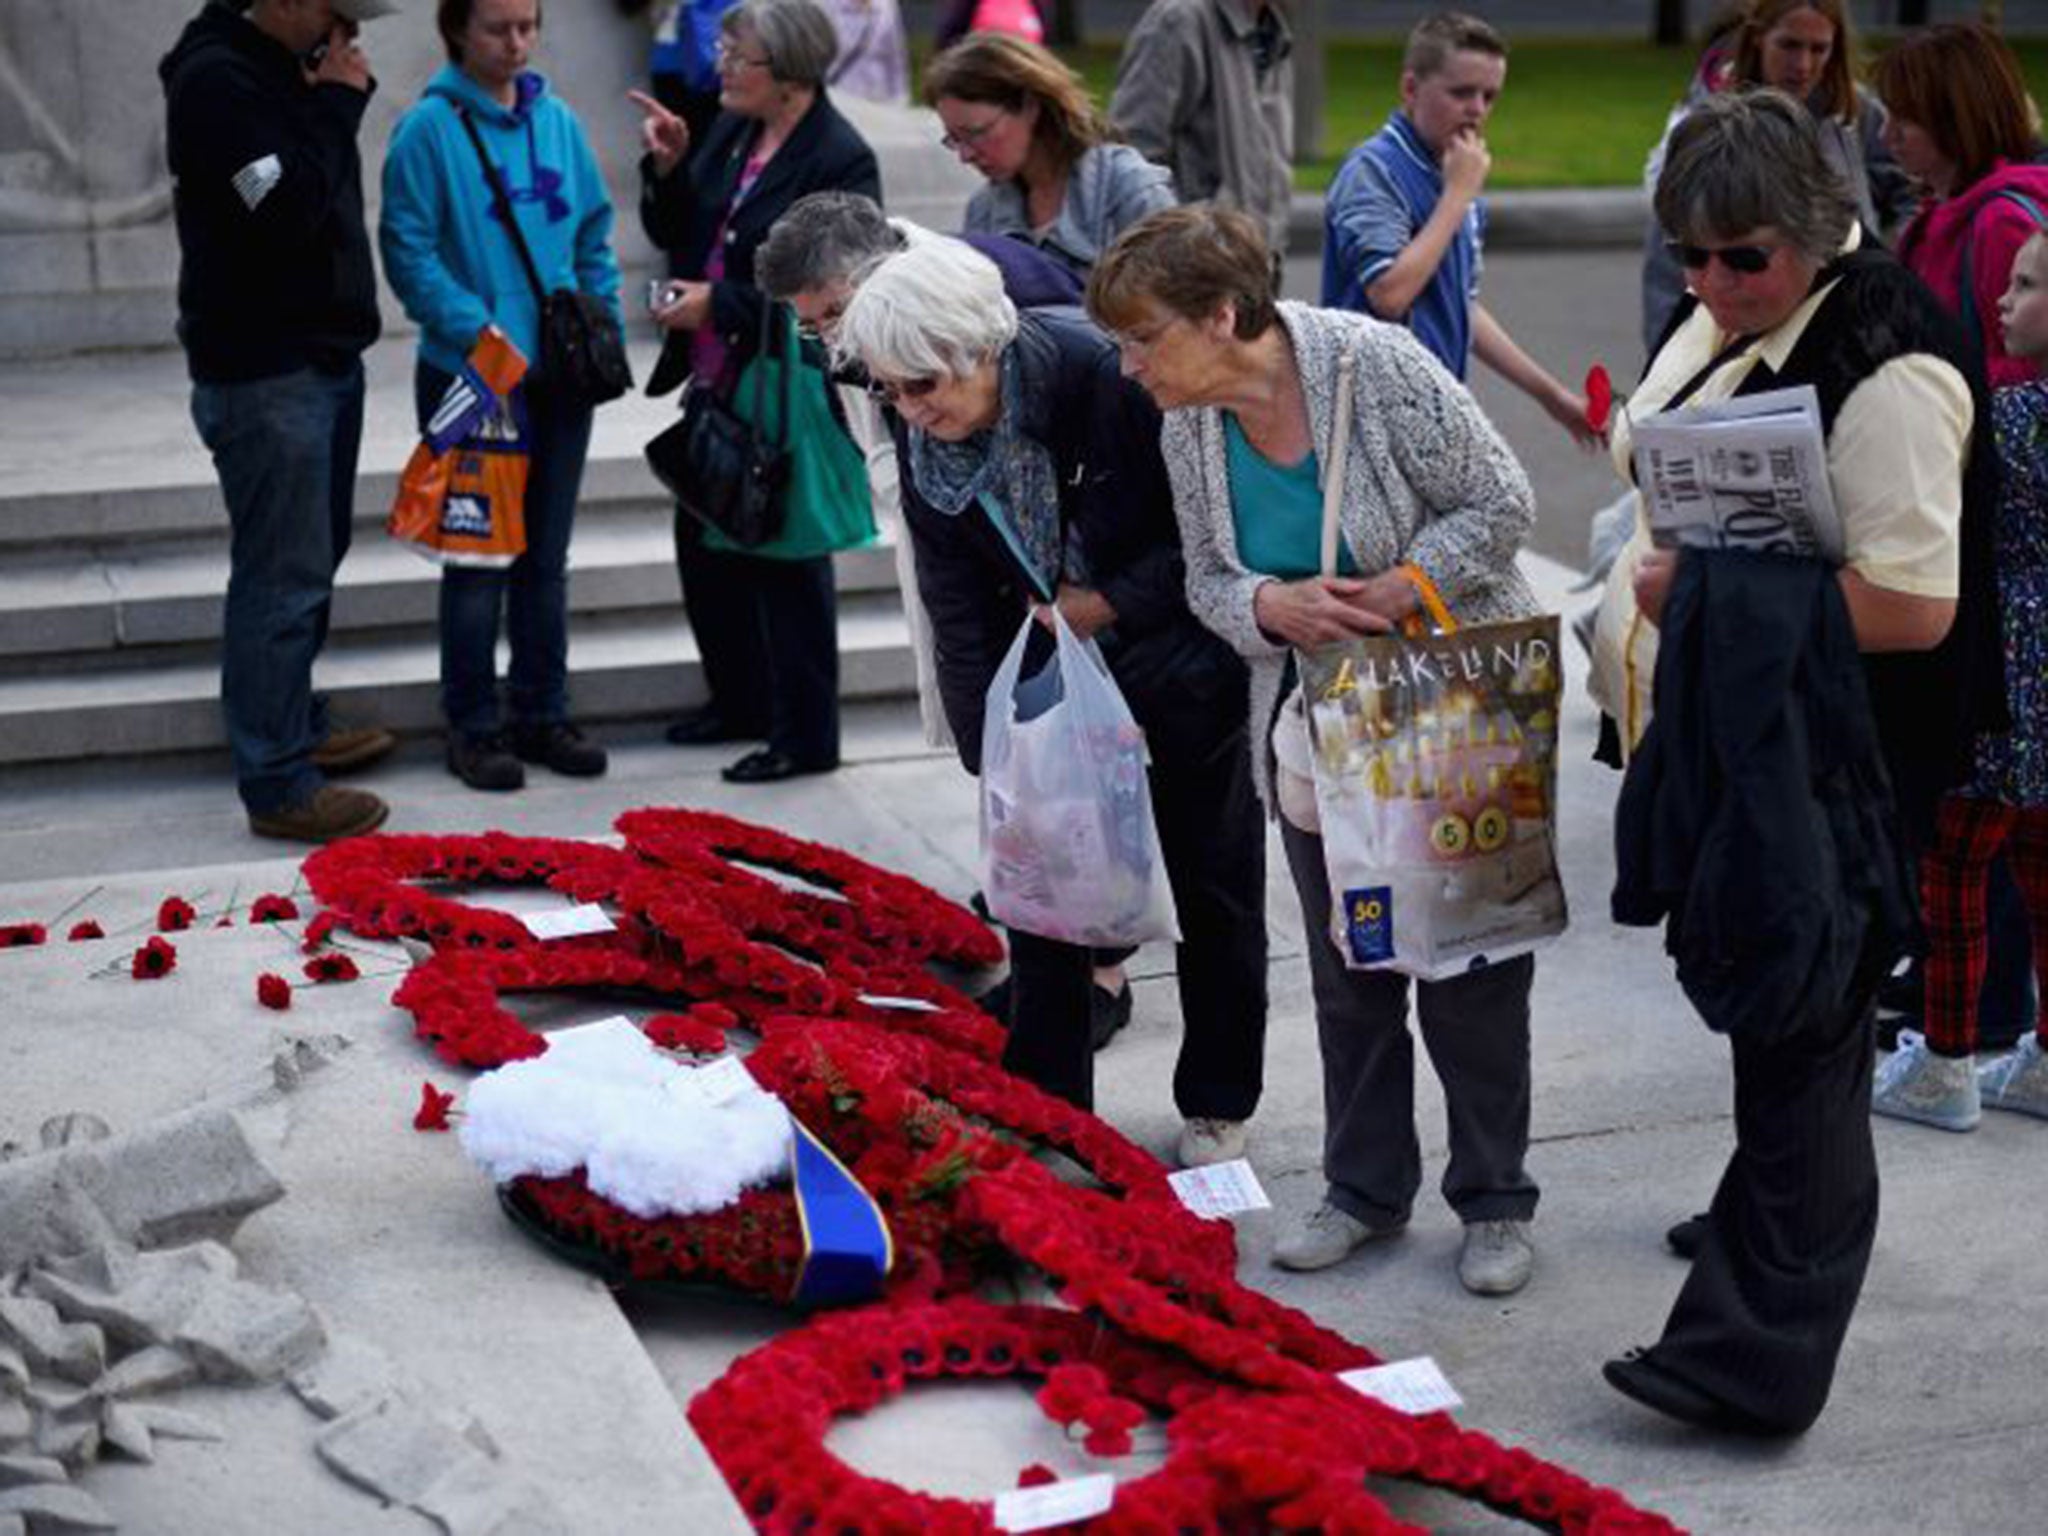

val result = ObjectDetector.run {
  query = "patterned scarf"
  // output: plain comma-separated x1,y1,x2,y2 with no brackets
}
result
906,348,1063,599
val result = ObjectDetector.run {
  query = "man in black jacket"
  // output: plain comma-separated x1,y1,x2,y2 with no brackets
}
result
161,0,397,842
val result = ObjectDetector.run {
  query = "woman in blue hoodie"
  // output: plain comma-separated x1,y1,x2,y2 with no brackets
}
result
381,0,623,792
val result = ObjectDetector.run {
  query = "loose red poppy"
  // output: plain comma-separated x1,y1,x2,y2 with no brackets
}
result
131,936,178,980
413,1081,456,1132
251,893,301,923
66,920,103,942
304,952,361,984
1584,364,1614,433
257,973,293,1011
0,923,48,948
157,896,196,932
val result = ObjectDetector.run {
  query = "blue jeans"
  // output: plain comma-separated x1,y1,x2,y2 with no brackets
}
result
416,365,594,737
191,362,363,814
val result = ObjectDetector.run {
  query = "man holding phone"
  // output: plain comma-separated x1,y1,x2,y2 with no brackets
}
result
161,0,400,842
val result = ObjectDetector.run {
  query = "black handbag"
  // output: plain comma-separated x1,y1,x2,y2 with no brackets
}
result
644,297,790,548
458,111,633,408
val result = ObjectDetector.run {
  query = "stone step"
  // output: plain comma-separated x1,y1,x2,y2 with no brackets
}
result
0,503,904,660
0,591,916,765
0,441,677,552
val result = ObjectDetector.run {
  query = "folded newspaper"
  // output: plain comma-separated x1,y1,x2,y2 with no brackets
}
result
1630,384,1844,564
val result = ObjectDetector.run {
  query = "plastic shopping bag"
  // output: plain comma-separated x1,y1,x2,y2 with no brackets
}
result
1297,613,1569,979
388,327,531,568
978,610,1178,947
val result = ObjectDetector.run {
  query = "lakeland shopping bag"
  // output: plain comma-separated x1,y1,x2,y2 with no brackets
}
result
388,327,531,568
1294,344,1565,979
978,610,1178,947
1298,605,1568,978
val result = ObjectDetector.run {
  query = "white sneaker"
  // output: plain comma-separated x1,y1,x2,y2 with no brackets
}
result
1176,1117,1248,1168
1873,1029,1981,1131
1272,1202,1405,1272
1979,1033,2048,1119
1458,1219,1534,1296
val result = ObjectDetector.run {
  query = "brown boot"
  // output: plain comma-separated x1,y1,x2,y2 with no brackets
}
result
310,724,397,774
248,785,389,843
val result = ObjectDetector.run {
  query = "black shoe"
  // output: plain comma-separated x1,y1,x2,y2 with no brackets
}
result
513,722,607,777
721,748,837,784
447,732,524,792
1665,1212,1709,1260
1090,982,1133,1050
1603,1351,1793,1437
665,707,758,747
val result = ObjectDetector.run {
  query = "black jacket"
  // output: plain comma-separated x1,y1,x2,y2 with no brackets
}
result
894,309,1248,775
640,93,880,396
1613,551,1921,1043
159,2,380,382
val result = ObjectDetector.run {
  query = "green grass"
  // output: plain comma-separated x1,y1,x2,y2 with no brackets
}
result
917,36,2048,192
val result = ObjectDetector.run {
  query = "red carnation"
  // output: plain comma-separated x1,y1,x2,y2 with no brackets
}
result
257,973,292,1011
251,893,300,922
0,923,48,948
131,936,178,980
1015,1465,1058,1489
66,920,103,942
413,1081,456,1131
1584,364,1614,434
304,952,361,983
156,896,196,932
302,912,339,951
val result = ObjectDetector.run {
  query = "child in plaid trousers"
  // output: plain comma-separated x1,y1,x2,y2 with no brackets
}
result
1875,224,2048,1130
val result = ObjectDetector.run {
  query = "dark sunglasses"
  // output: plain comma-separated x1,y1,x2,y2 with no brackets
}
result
1666,240,1777,275
865,375,940,404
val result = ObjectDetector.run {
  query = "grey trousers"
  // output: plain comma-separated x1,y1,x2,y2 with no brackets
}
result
1281,820,1541,1228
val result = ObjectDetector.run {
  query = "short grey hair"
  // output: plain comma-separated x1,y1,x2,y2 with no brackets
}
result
757,193,909,299
1654,88,1856,266
724,0,840,89
833,241,1018,382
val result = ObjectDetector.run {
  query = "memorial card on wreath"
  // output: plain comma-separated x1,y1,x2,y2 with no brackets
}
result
1631,384,1844,563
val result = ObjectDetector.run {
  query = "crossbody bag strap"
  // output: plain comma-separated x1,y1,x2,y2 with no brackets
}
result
456,107,549,305
1317,345,1357,579
748,297,785,447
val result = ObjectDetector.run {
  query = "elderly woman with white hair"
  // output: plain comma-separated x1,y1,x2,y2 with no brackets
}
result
832,238,1269,1163
634,0,879,782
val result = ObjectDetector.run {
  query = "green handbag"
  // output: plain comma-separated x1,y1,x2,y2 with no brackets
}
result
704,306,876,562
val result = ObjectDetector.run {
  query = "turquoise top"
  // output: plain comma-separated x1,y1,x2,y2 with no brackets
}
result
1224,413,1356,577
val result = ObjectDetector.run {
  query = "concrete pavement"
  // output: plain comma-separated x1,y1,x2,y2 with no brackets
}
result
3,546,2046,1532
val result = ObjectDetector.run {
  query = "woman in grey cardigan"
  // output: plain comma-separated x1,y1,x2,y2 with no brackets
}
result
926,32,1173,277
1089,205,1544,1297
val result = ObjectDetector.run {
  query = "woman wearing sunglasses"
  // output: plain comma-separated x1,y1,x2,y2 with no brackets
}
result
635,0,879,782
1594,90,2003,1436
832,238,1271,1170
925,32,1173,279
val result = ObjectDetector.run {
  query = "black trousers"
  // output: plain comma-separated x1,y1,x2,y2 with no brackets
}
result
673,511,839,766
1002,707,1268,1119
1644,941,1888,1434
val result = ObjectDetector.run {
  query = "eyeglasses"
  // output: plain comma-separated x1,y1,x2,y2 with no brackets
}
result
1111,316,1182,354
794,307,845,343
865,375,941,405
715,42,772,71
940,116,1006,152
1666,241,1778,276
